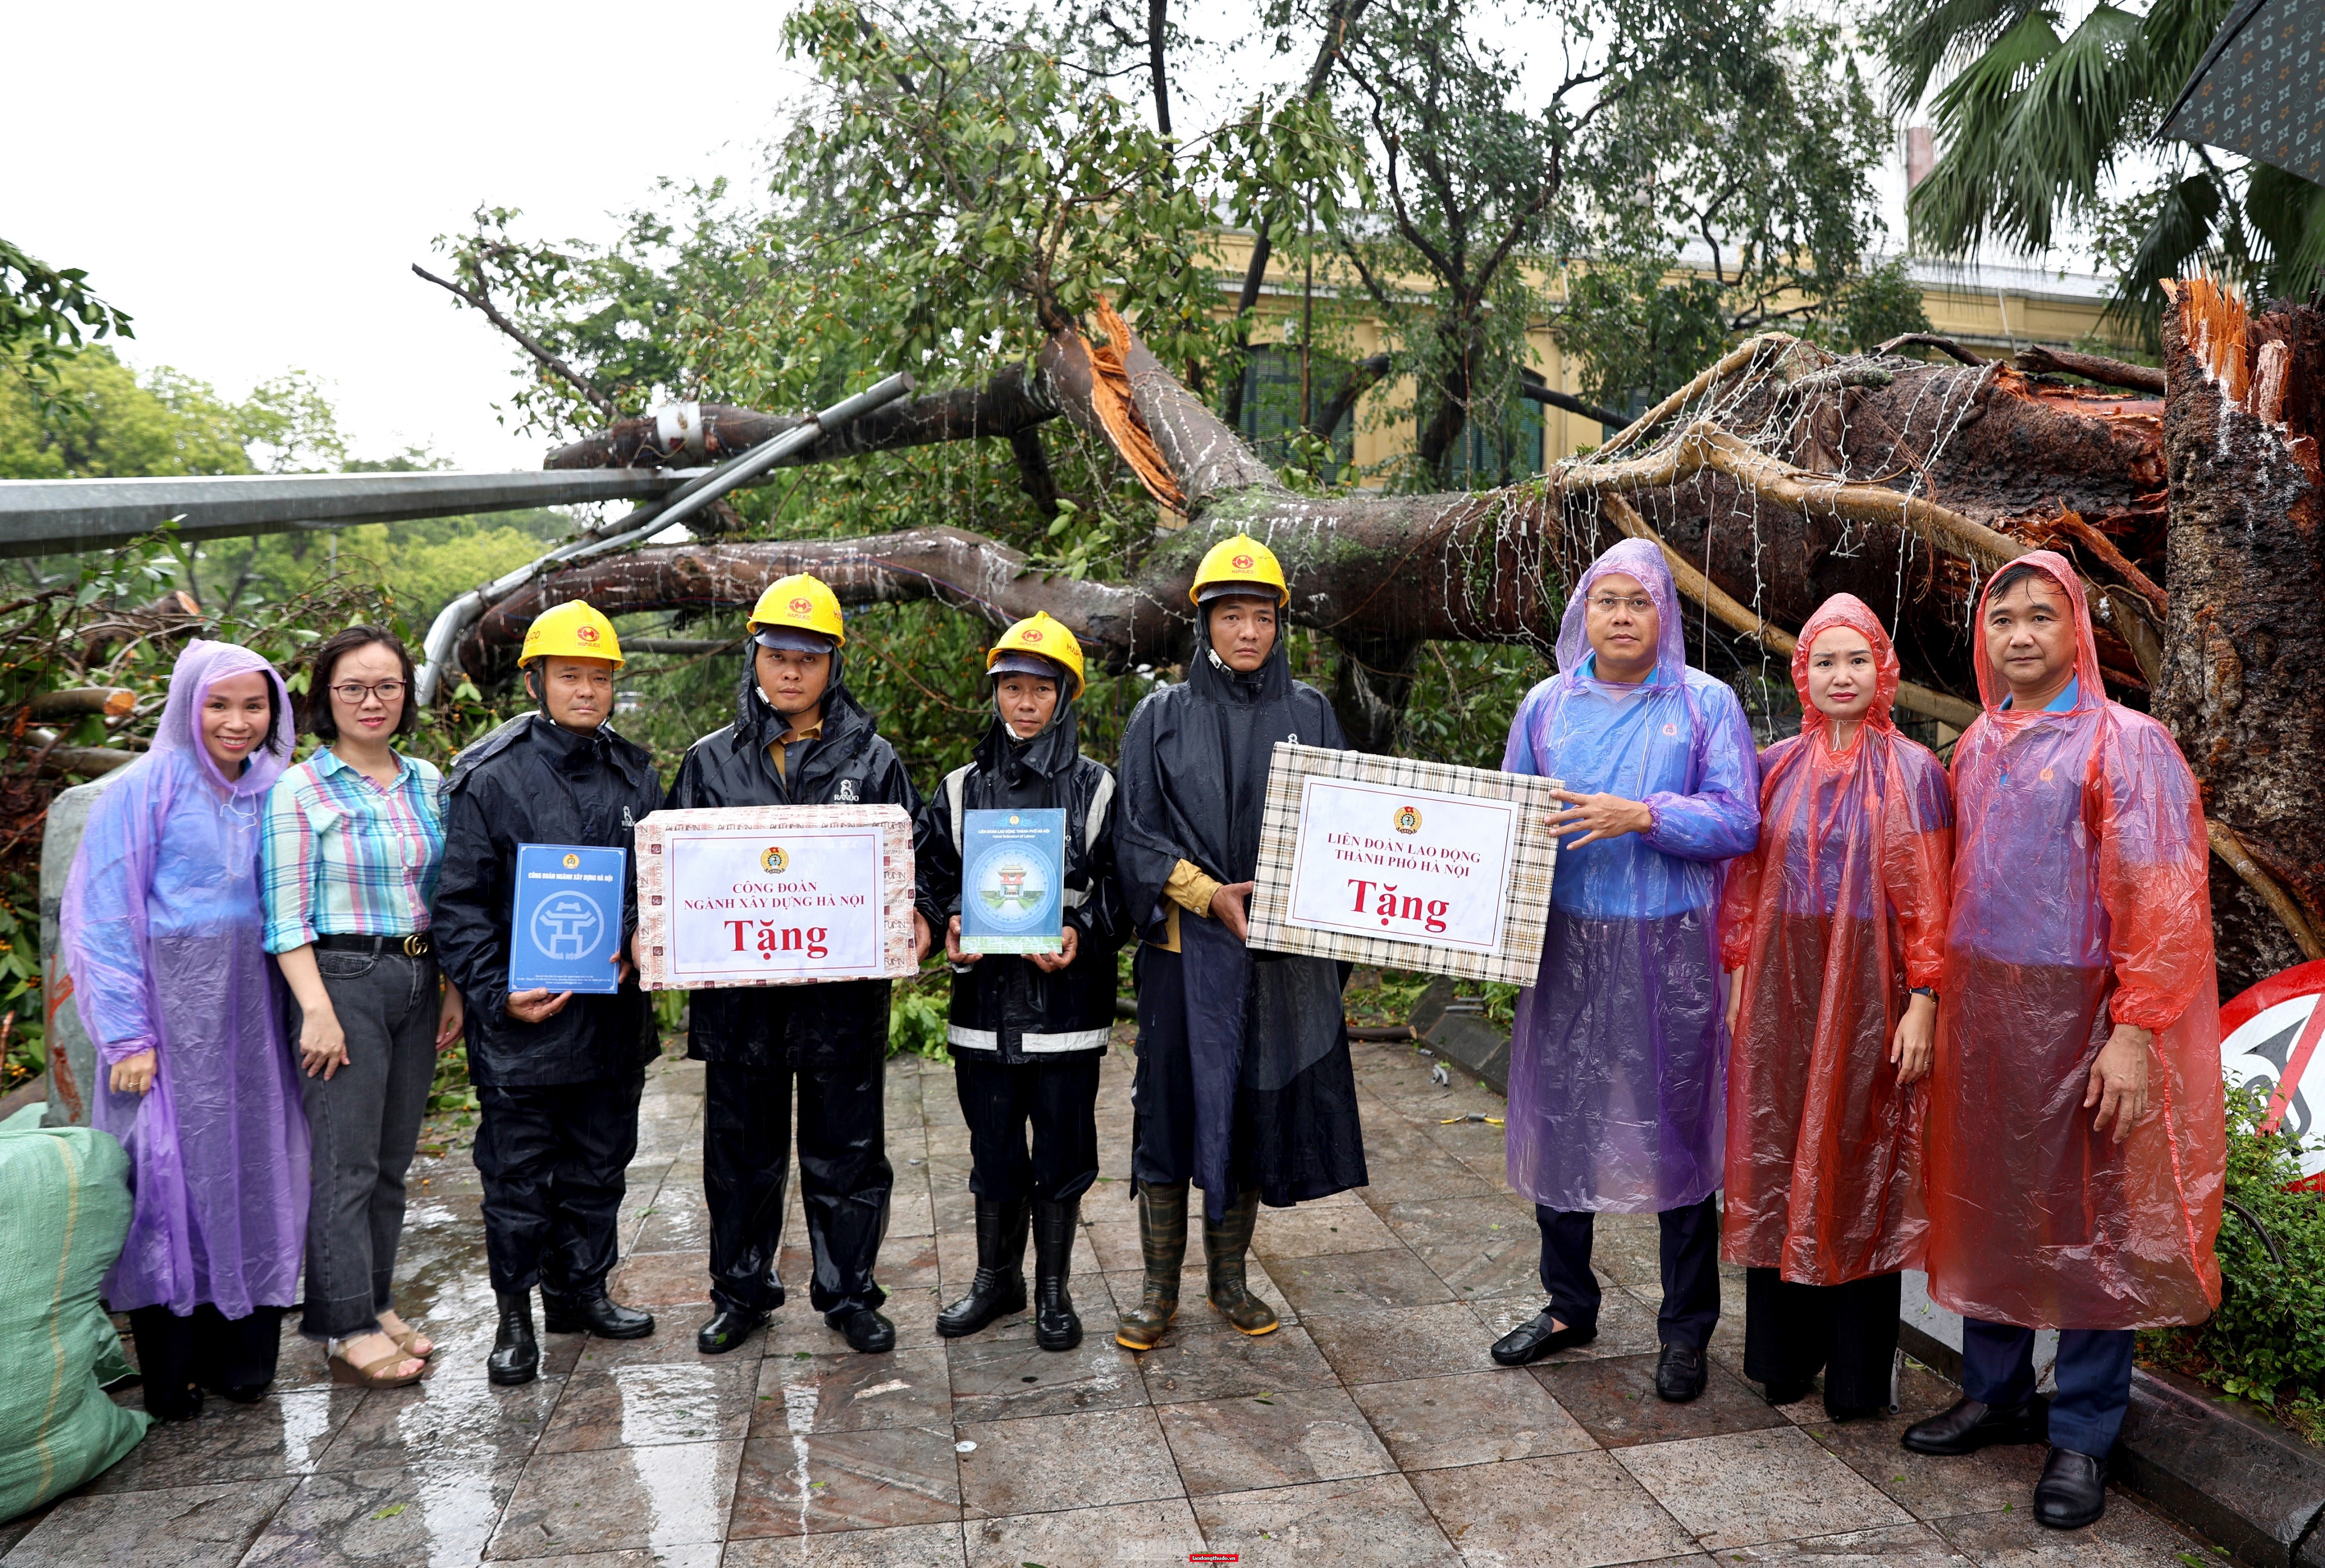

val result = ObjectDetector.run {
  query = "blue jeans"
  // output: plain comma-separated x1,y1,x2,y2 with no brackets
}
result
1960,1316,2135,1458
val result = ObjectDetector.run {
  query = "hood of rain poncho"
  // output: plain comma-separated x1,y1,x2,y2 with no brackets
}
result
1504,537,1759,921
1718,595,1951,1283
1500,539,1761,1212
1554,535,1690,682
973,689,1081,789
1926,549,2223,1328
59,640,308,1316
1115,617,1363,1221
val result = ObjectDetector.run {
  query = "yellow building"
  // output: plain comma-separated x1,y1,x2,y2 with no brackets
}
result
1207,232,2132,477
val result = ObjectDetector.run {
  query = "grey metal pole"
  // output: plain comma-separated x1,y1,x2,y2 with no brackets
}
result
414,371,917,704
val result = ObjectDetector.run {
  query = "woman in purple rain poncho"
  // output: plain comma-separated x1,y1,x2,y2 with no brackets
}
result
1490,537,1760,1403
61,640,310,1419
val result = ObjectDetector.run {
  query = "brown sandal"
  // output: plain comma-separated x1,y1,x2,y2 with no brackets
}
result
329,1342,427,1388
387,1325,437,1361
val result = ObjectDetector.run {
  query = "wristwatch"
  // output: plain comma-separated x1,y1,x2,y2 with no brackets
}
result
1910,986,1937,1000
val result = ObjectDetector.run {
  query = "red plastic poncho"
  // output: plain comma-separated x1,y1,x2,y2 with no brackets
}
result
1926,551,2224,1329
1720,595,1951,1285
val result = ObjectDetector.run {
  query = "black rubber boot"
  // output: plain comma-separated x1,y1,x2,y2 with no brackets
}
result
487,1290,540,1386
1032,1197,1083,1351
936,1197,1030,1338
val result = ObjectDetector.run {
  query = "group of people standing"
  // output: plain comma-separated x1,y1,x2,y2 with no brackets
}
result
59,528,2223,1535
1491,537,2223,1532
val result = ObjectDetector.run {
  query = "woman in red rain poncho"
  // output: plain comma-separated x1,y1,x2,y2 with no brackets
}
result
1720,595,1950,1422
1905,551,2222,1534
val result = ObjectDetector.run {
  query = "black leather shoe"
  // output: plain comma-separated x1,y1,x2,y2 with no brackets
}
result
1655,1343,1708,1402
488,1290,540,1386
2033,1446,2107,1529
1032,1197,1083,1352
696,1308,767,1355
1900,1395,2049,1456
544,1293,656,1340
936,1197,1030,1338
834,1307,896,1354
208,1382,269,1404
1490,1310,1597,1366
1763,1377,1816,1407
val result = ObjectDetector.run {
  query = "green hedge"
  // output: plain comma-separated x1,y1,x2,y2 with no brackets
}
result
2142,1083,2325,1444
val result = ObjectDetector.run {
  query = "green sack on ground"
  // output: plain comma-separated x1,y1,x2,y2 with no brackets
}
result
0,1112,149,1523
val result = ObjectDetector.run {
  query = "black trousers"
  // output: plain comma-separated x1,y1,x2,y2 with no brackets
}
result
705,1055,891,1318
1743,1268,1901,1415
955,1054,1102,1207
128,1304,285,1419
1536,1195,1722,1350
472,1071,643,1303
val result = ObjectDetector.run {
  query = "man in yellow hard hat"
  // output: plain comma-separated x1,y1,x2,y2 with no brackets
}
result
434,598,666,1384
665,572,930,1356
1110,534,1368,1353
911,613,1127,1351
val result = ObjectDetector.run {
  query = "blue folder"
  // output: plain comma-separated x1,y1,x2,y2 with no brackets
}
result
509,843,627,995
960,809,1066,954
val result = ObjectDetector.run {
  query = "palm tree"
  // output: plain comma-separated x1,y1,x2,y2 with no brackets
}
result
1875,0,2325,344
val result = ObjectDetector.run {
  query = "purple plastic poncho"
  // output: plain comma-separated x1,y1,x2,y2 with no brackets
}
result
60,640,309,1318
1501,538,1761,1213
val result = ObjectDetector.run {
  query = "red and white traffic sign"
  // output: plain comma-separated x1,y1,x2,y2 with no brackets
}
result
2219,958,2325,1180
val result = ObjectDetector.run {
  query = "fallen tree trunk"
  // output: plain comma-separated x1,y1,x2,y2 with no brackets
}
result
2150,281,2325,996
482,326,2172,737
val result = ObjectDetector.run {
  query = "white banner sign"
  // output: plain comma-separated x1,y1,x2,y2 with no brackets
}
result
1283,778,1519,953
662,824,887,982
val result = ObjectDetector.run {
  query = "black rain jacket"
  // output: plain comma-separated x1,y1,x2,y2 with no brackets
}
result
433,713,664,1088
914,699,1128,1063
663,654,927,1068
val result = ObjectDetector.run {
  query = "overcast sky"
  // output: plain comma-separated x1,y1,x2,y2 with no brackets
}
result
14,1,1923,474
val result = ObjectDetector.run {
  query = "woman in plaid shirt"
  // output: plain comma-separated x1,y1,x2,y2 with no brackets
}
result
260,627,461,1388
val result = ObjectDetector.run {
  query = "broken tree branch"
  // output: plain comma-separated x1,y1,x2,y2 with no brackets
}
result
2013,344,2166,396
413,263,618,420
2207,819,2325,961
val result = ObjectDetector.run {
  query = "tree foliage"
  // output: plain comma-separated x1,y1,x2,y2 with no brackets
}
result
1875,0,2325,343
1,238,133,390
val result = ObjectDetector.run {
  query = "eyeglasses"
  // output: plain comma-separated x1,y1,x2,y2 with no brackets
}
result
330,680,407,704
1587,595,1653,615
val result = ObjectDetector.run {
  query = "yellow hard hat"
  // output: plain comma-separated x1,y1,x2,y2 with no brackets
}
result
1189,532,1289,607
747,572,847,647
985,612,1086,697
519,599,625,668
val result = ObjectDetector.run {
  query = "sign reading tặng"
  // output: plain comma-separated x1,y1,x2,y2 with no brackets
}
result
632,805,917,989
1246,744,1560,986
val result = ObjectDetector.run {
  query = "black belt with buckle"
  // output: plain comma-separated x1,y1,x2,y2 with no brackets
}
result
315,932,432,958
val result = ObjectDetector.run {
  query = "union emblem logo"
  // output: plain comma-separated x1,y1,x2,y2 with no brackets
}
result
762,847,789,873
788,596,814,616
573,623,600,644
1022,628,1043,643
562,853,581,869
1231,553,1255,571
1393,805,1422,834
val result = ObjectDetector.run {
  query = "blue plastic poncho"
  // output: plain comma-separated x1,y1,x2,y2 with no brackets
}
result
59,640,309,1318
1501,538,1760,1212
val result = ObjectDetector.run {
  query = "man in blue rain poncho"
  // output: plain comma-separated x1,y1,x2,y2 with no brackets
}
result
1491,537,1760,1402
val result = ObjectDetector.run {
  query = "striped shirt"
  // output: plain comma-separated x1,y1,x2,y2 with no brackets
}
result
261,747,445,953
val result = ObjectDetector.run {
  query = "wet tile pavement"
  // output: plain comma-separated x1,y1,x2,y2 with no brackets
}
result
2,1034,2233,1568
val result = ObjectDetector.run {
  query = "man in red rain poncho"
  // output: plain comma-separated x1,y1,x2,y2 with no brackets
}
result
1907,552,2223,1532
1720,595,1950,1422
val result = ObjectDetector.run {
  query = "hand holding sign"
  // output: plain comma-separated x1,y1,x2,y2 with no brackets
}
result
1545,788,1655,850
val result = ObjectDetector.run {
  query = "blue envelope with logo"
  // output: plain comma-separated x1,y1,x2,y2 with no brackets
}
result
509,843,627,994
